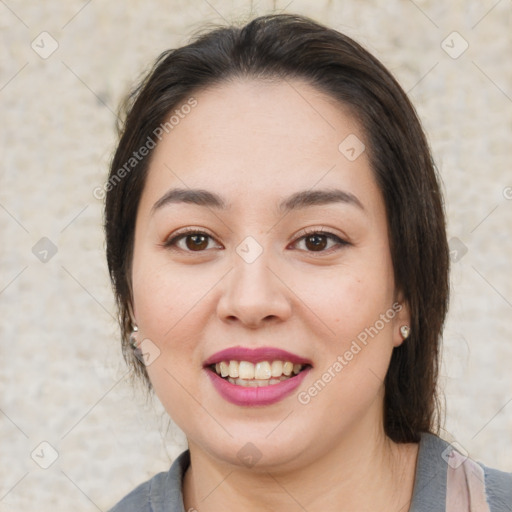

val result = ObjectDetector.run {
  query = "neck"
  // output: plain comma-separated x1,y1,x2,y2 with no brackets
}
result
183,424,419,512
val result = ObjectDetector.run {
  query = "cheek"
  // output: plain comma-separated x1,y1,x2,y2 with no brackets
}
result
132,253,214,343
288,258,395,339
294,272,397,423
289,258,397,408
132,260,211,430
144,356,210,448
131,255,220,413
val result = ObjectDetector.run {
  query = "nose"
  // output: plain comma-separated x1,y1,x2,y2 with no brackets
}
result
216,253,293,329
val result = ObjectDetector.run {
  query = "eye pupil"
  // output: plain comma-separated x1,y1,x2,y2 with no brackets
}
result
305,234,327,251
186,234,208,251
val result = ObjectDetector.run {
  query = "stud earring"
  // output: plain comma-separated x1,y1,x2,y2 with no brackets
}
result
400,325,410,339
129,326,139,349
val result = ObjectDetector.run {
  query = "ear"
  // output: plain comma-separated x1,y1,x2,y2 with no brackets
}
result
392,295,411,348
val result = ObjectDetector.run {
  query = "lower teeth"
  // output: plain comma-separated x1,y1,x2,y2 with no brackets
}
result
227,375,290,387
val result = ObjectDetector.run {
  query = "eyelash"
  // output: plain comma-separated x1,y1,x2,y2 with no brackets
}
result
293,227,349,253
162,227,221,252
163,227,349,254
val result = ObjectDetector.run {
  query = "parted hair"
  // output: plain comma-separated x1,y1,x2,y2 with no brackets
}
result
105,13,449,443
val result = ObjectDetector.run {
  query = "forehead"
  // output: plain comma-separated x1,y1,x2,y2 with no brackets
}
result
140,78,380,213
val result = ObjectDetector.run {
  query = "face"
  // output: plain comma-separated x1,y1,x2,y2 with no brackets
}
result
131,79,409,470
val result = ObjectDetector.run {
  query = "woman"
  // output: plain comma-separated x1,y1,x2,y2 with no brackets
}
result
105,13,511,511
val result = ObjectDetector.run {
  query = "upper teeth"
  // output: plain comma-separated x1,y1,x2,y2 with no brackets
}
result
214,360,304,380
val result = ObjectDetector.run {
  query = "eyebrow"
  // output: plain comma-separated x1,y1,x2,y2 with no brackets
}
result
152,188,228,212
151,187,364,214
279,189,364,212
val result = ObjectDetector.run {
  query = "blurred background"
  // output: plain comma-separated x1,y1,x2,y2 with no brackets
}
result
0,0,511,510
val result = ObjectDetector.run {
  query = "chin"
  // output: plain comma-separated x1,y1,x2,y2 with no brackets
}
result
189,421,315,472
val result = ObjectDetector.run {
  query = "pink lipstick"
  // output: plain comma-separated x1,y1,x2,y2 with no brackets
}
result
204,346,312,406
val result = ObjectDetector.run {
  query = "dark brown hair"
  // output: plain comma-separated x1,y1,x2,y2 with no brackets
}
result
105,13,449,443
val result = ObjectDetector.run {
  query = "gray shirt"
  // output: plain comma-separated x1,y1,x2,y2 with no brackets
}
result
109,433,512,511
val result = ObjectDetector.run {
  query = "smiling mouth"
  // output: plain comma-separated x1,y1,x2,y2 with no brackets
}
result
210,360,310,387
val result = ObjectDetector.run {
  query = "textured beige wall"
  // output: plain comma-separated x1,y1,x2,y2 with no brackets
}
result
1,0,511,510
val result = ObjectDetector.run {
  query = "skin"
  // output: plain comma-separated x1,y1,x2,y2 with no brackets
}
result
131,78,418,511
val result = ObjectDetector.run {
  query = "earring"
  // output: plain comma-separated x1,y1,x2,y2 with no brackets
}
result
400,325,410,339
129,326,139,349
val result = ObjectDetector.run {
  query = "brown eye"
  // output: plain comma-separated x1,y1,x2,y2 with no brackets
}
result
292,230,348,253
304,234,328,251
185,234,209,251
164,230,222,252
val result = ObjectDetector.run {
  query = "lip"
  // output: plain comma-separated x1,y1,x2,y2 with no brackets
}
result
206,366,311,406
203,346,312,366
203,346,312,407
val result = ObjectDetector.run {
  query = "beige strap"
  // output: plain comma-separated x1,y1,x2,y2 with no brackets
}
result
446,450,491,512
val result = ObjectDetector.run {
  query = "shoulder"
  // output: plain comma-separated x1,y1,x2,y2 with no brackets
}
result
108,450,190,512
480,463,512,512
411,433,511,512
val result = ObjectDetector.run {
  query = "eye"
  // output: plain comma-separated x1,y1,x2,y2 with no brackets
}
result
292,229,348,253
163,229,222,252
